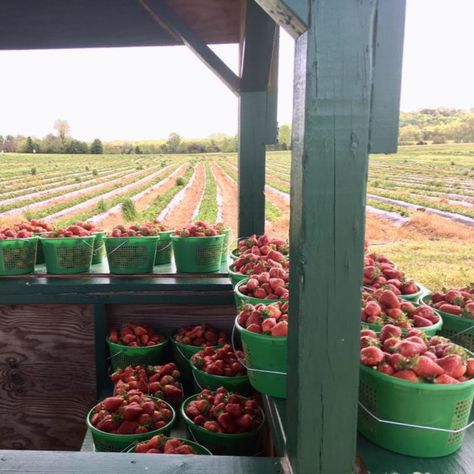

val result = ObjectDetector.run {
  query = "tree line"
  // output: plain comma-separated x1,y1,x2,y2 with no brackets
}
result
399,108,474,145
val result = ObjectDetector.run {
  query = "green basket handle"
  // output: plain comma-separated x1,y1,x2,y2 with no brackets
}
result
231,324,287,376
359,402,474,434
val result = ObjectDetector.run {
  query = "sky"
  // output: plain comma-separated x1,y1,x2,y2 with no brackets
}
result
0,0,473,141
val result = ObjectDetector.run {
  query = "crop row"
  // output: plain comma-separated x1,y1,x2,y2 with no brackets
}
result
195,162,218,223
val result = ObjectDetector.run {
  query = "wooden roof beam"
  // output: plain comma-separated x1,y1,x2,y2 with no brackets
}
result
254,0,308,38
139,0,241,96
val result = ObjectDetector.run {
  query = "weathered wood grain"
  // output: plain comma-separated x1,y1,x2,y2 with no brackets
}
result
0,304,96,450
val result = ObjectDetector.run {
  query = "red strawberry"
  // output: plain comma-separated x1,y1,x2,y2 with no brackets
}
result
379,324,402,342
411,356,444,377
434,374,460,384
360,346,385,366
377,362,394,375
395,340,426,357
437,354,466,378
360,329,377,338
393,370,419,382
379,290,401,309
102,396,124,412
364,301,382,318
466,358,474,377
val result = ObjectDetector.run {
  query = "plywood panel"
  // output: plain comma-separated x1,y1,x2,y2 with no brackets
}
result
0,304,96,450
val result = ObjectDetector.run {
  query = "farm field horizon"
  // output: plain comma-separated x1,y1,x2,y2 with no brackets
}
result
0,143,473,290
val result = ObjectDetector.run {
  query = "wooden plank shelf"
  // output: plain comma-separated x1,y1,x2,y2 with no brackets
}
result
0,450,285,473
264,394,474,473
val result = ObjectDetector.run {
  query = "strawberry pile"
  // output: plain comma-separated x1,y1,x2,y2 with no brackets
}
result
192,344,246,377
152,222,170,233
232,253,289,277
74,221,101,233
112,363,183,408
361,289,440,328
184,387,263,433
236,234,289,257
237,301,288,336
108,322,165,347
360,326,474,384
174,221,223,238
0,227,33,239
90,394,173,434
427,287,474,318
45,225,93,238
173,324,227,347
363,253,419,296
109,224,159,237
237,271,289,301
17,220,53,233
133,435,196,454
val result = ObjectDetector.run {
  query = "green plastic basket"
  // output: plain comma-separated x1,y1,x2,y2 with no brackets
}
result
227,263,248,288
41,236,95,274
422,295,474,352
230,248,239,260
105,236,158,274
235,319,287,399
181,394,265,455
399,284,424,302
220,228,231,263
86,400,176,452
362,304,443,337
171,234,224,273
34,232,45,264
190,359,252,395
234,279,286,308
0,237,38,275
358,363,474,457
127,437,212,455
107,337,169,372
155,231,174,266
91,231,106,265
171,338,221,392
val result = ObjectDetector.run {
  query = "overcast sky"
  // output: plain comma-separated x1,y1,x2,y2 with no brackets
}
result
0,0,473,141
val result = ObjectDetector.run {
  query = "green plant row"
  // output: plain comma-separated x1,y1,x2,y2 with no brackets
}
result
196,162,218,223
366,199,412,218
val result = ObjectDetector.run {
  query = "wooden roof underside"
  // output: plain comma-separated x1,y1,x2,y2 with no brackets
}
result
0,0,241,50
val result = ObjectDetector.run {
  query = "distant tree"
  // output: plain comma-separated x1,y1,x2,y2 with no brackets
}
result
54,119,71,142
90,139,104,154
24,136,35,153
278,124,292,149
134,145,142,154
166,132,182,153
65,139,89,154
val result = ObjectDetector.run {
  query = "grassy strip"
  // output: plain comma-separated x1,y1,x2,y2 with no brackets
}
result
370,240,474,291
266,177,290,194
196,162,218,223
219,163,237,181
54,164,181,226
366,199,412,218
265,199,282,222
140,165,194,223
368,189,474,219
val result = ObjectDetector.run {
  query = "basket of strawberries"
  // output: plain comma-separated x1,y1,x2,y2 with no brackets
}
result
104,224,159,274
40,225,96,274
171,221,225,273
129,434,211,455
0,227,38,275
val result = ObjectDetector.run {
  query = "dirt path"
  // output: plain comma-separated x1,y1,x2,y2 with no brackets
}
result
211,163,238,243
164,163,206,229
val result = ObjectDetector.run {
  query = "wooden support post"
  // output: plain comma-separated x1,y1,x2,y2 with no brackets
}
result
254,0,308,38
238,1,278,237
287,0,377,472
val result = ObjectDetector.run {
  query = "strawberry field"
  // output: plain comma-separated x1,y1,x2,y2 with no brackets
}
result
0,143,473,288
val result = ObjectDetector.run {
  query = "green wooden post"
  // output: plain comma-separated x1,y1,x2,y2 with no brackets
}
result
238,1,278,238
287,0,377,472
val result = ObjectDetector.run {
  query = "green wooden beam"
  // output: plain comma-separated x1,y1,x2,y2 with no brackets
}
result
254,0,308,38
287,0,378,472
369,0,407,153
139,0,241,96
239,91,267,237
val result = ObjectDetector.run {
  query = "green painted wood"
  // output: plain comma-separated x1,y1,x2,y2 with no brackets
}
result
287,0,378,472
369,0,406,153
239,91,267,237
0,450,284,473
255,1,308,38
241,1,277,92
139,0,241,96
262,396,287,457
358,429,474,473
266,32,279,145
